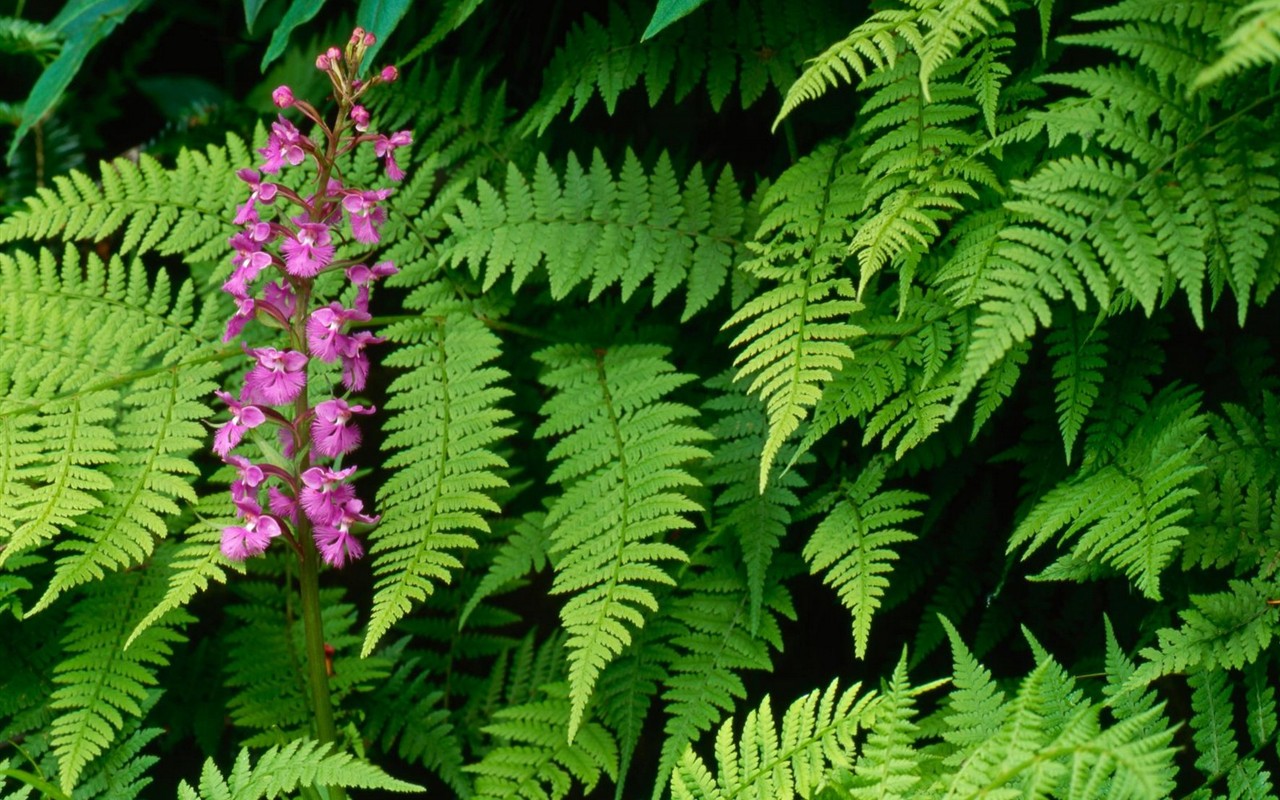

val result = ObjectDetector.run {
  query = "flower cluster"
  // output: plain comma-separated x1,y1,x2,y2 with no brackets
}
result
213,28,411,568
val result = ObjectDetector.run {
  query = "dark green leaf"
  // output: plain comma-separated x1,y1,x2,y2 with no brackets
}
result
5,0,142,165
260,0,328,71
357,0,412,71
243,0,270,33
640,0,711,41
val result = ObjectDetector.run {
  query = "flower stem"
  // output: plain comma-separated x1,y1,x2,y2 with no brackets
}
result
296,521,348,800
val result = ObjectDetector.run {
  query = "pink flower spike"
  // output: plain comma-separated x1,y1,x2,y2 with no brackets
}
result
213,390,266,456
272,85,295,108
313,498,376,567
346,260,398,286
299,465,358,524
380,65,398,83
341,188,390,243
223,294,255,342
280,219,335,277
307,302,371,363
222,499,282,561
268,486,299,524
234,169,279,225
339,330,385,392
263,280,298,319
226,455,266,502
242,346,309,405
311,398,375,457
350,104,371,132
372,130,412,181
259,117,307,173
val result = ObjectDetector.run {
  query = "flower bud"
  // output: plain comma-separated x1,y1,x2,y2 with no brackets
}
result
271,85,295,108
316,53,331,71
326,46,342,63
363,31,376,46
350,27,366,46
380,65,398,83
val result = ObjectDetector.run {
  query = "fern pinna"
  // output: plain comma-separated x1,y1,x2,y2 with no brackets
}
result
3,0,1280,797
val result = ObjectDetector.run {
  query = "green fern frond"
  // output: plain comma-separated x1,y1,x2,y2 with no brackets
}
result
1188,668,1239,780
537,343,711,740
1048,307,1107,461
443,150,745,319
0,246,224,613
176,739,422,799
848,652,923,798
126,492,238,647
1010,385,1208,598
669,680,878,800
775,7,925,126
68,700,161,800
702,370,808,630
653,555,792,799
917,0,1013,100
49,570,188,794
361,642,468,795
467,681,619,800
1196,0,1280,88
725,142,865,490
1064,0,1234,86
1134,577,1278,684
805,460,924,659
0,133,250,263
526,0,844,134
364,305,513,655
0,17,60,64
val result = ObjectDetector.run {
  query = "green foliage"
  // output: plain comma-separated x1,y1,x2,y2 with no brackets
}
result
805,459,924,659
176,739,422,799
5,0,1280,797
1196,0,1280,88
443,150,747,319
364,295,514,655
537,343,711,739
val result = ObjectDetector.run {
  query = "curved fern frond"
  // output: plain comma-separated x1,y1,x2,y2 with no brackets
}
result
652,555,792,799
1010,385,1208,599
49,570,189,794
443,150,746,319
669,680,879,799
467,681,619,800
126,492,237,647
1195,0,1280,89
702,370,808,629
1047,307,1107,461
0,246,225,614
364,300,513,655
725,142,865,490
0,133,250,262
176,739,422,799
536,343,711,740
1133,577,1278,685
775,7,925,126
805,459,925,659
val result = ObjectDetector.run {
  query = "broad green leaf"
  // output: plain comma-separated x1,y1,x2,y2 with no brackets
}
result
357,0,412,69
260,0,327,71
640,0,711,41
243,0,270,33
5,0,143,165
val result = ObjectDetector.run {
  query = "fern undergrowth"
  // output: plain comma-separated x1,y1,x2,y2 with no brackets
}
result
3,0,1280,798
